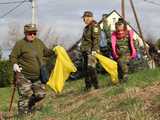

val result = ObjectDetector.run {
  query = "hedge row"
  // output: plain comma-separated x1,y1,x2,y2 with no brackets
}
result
0,60,13,87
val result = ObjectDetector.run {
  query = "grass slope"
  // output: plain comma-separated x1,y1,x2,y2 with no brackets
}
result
0,68,160,120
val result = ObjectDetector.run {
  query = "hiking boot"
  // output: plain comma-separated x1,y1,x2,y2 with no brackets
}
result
94,85,99,90
119,78,124,84
84,87,91,92
34,99,45,111
17,111,30,119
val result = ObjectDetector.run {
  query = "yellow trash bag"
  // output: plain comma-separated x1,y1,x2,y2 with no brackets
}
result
94,53,119,84
47,46,77,93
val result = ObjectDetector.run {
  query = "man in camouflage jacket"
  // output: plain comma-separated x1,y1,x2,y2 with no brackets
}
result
80,11,100,91
10,24,53,115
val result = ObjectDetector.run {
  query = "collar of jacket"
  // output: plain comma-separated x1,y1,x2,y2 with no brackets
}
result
24,37,37,43
85,20,97,28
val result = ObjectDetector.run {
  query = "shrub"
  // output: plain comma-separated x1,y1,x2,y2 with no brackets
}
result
0,60,13,87
0,48,2,60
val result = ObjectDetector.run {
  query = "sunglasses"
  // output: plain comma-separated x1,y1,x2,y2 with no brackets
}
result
27,32,37,36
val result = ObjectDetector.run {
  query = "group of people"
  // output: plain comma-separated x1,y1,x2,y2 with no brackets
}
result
10,10,138,116
80,11,137,91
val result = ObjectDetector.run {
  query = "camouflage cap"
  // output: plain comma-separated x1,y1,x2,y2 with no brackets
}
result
24,24,37,33
82,11,93,18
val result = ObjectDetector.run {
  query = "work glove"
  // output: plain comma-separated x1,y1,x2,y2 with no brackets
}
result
158,50,160,53
13,64,22,72
41,84,46,90
91,51,97,56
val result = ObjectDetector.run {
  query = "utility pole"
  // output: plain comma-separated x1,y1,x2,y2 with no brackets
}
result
121,0,125,19
130,0,145,46
130,0,153,68
29,0,37,25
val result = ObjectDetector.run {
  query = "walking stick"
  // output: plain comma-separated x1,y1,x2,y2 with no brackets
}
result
9,72,20,112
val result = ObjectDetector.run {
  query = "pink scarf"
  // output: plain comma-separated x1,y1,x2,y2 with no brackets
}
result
111,30,137,60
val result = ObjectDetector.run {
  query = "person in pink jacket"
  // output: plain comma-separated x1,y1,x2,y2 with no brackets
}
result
111,18,137,82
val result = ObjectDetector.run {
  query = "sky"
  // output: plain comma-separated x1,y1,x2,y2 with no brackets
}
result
0,0,160,50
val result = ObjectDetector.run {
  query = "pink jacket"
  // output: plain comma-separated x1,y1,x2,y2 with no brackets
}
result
111,30,137,60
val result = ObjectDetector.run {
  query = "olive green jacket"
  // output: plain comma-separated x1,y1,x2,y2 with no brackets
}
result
10,38,53,80
80,20,100,54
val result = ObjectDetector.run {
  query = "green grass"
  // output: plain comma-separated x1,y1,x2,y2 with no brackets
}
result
0,87,18,112
153,95,160,103
126,68,160,88
0,68,160,120
117,97,143,111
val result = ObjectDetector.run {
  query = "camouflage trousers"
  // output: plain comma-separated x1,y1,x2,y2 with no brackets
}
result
17,74,46,115
83,53,99,90
117,55,130,82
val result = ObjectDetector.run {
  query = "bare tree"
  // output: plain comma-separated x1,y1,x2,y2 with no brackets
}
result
145,34,156,45
6,23,79,51
38,26,59,48
6,22,23,49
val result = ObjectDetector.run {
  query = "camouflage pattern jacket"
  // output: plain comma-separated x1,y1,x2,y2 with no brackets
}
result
80,20,100,54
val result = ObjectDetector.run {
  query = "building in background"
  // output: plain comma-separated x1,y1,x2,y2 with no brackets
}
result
99,10,148,48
